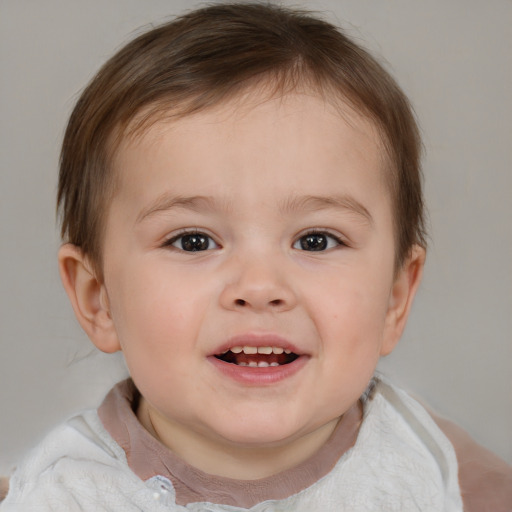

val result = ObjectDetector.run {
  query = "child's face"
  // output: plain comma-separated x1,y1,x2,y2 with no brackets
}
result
79,91,421,464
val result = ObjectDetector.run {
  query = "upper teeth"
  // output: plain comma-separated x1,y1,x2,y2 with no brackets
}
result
228,346,292,355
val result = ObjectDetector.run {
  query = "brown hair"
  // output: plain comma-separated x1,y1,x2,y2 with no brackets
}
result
58,2,426,279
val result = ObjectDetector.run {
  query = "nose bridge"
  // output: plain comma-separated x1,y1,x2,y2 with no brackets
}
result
219,245,296,312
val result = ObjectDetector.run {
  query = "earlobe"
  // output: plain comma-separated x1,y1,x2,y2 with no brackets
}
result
58,244,121,354
381,245,426,356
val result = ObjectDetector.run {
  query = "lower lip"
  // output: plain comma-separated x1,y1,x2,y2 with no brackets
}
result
208,355,309,385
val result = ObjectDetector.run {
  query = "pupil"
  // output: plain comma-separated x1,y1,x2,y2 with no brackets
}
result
182,234,209,251
301,234,327,251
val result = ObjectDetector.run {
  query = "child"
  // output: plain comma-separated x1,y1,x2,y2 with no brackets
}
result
1,3,510,511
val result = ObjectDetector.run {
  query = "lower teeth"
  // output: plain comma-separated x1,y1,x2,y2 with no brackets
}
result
238,361,280,367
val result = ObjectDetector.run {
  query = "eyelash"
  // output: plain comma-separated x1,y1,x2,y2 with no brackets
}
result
162,229,346,253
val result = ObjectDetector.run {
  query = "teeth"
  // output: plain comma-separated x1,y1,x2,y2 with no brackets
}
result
227,346,291,355
234,360,281,367
236,361,280,367
221,345,296,364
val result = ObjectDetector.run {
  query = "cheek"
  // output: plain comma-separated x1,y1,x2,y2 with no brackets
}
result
314,278,388,406
106,260,211,359
332,262,390,309
313,267,392,354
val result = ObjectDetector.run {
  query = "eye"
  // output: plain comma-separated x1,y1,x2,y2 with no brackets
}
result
293,231,343,252
165,231,219,252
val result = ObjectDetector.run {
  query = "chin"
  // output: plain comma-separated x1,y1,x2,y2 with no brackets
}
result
208,413,310,448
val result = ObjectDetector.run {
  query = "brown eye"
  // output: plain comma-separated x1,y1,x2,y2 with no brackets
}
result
293,232,342,251
168,232,219,252
300,234,327,251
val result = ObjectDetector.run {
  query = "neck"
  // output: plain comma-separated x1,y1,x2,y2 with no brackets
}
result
137,398,343,480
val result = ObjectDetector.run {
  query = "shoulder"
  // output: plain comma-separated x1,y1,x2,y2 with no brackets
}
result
374,378,512,512
364,379,462,497
13,409,127,478
430,410,512,512
0,410,143,511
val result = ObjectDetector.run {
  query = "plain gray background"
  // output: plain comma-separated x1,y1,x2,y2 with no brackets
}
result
1,0,511,474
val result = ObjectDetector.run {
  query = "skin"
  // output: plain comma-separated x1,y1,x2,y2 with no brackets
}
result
59,91,425,480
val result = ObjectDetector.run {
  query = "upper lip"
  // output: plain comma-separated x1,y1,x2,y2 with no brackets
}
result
212,333,304,356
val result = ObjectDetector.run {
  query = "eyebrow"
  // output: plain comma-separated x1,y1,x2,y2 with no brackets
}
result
279,194,373,225
136,194,222,223
137,192,373,225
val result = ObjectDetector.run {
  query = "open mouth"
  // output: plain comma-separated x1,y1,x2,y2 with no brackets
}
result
214,346,300,367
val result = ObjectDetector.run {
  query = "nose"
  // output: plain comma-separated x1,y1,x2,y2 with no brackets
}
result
219,254,297,313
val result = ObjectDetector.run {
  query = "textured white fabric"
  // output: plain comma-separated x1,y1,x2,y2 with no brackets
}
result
0,379,463,511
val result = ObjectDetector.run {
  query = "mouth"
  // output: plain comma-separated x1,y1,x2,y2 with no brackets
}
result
209,335,308,384
214,345,300,367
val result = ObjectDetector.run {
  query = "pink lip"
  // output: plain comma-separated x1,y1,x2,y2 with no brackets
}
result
208,354,308,385
208,333,309,385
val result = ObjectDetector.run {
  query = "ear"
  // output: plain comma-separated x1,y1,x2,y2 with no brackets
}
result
58,244,121,353
381,245,426,356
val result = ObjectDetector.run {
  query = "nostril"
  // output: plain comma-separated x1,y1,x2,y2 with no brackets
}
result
231,297,288,309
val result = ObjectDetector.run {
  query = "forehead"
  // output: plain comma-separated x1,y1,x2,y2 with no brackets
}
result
111,91,390,215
